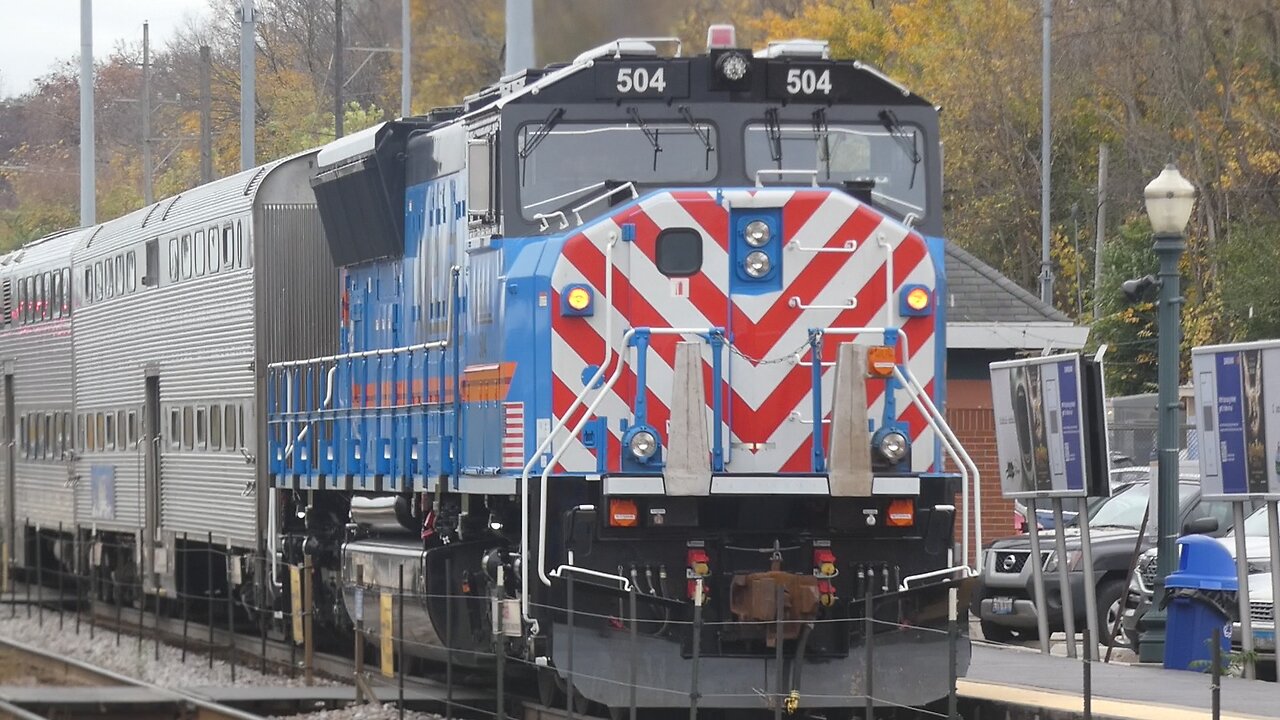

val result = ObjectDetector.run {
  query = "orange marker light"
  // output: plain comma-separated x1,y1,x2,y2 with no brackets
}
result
886,498,915,527
905,287,931,312
566,287,592,311
867,346,897,378
609,498,639,527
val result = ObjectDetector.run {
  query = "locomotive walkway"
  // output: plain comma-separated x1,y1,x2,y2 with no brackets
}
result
965,642,1274,719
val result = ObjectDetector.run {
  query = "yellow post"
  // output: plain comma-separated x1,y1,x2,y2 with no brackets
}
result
290,565,304,644
304,553,314,686
380,589,394,678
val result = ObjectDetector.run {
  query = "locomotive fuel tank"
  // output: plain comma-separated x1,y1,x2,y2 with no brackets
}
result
341,538,445,659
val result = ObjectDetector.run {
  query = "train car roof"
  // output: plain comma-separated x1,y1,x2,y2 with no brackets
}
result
78,151,316,261
0,225,98,275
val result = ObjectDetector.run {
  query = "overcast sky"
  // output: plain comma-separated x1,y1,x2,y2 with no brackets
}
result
0,0,211,99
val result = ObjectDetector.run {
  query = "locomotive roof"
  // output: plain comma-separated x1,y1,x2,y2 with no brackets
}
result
462,41,934,116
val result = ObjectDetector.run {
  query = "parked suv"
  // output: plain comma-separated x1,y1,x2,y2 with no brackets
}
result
976,478,1237,644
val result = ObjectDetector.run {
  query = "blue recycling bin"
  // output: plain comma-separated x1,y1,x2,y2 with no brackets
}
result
1162,534,1237,671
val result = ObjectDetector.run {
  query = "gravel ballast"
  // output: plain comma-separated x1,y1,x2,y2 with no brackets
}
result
0,612,322,688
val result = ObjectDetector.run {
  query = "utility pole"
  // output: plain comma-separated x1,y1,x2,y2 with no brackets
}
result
1093,144,1109,320
199,46,213,184
142,21,153,206
505,0,535,75
1071,202,1081,317
401,0,411,117
80,0,95,225
334,0,344,139
239,0,256,171
1039,0,1053,306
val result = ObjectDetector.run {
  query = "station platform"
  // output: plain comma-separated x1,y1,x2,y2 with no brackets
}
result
964,643,1275,719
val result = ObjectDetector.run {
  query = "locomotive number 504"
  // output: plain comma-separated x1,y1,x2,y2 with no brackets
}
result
785,68,832,95
616,66,667,94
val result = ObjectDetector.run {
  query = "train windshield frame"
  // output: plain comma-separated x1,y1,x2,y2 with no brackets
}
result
516,117,718,221
743,120,927,218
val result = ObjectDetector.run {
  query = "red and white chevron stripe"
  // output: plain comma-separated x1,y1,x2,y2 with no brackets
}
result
549,189,937,475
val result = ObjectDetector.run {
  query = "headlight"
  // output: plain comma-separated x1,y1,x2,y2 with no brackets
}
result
1043,550,1084,573
628,430,659,460
744,220,771,247
876,430,909,463
718,51,750,82
743,251,772,278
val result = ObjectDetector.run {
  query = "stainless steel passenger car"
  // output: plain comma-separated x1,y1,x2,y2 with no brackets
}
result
0,227,95,567
62,151,338,597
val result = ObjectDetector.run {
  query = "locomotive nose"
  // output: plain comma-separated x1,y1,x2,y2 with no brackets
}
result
549,187,937,476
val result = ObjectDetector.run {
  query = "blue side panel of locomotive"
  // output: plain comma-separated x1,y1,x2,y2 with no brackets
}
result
270,172,473,492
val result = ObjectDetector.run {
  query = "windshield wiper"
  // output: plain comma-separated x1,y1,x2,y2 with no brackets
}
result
812,108,830,180
627,107,663,171
519,106,565,184
878,109,921,189
678,105,713,171
765,107,783,168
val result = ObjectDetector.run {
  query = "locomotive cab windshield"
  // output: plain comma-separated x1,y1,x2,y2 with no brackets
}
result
493,46,941,235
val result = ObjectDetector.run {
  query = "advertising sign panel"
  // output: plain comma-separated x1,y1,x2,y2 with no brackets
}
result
1191,341,1280,499
991,354,1094,499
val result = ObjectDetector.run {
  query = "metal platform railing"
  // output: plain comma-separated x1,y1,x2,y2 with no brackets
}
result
266,267,461,494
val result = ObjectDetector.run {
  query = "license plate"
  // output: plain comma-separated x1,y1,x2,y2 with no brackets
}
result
991,597,1014,615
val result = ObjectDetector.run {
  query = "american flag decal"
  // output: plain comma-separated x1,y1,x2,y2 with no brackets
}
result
502,402,526,470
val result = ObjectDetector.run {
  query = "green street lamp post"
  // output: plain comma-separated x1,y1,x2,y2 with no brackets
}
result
1136,163,1198,662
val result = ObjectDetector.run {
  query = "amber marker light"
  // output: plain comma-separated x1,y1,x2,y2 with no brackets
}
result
567,287,591,311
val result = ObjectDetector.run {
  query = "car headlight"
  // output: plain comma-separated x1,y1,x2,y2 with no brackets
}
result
628,430,659,461
744,220,771,247
876,430,909,463
1043,550,1084,573
743,251,772,278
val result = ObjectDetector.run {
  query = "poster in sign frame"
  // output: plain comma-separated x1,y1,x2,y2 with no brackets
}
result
1191,340,1280,499
990,353,1109,499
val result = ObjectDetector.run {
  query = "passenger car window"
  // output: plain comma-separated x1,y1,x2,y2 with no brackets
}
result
210,404,222,451
225,405,238,451
169,408,181,449
183,406,194,450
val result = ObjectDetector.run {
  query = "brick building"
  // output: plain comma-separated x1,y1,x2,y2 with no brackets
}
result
941,244,1089,561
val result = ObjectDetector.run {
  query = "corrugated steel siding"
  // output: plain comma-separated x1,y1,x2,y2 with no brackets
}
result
257,204,339,368
69,152,326,549
72,162,270,546
0,227,95,529
72,271,257,544
253,185,341,522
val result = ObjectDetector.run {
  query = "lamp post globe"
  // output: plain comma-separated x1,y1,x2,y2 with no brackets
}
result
1136,162,1196,664
1144,164,1196,236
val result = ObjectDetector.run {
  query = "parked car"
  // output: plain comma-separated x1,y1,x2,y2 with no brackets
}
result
976,478,1240,645
1011,466,1162,533
1239,572,1276,672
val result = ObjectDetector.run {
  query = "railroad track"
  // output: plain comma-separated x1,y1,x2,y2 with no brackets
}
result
0,635,265,720
2,579,545,718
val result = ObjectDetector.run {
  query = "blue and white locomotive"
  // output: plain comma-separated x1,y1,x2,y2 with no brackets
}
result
269,29,979,713
0,26,982,716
